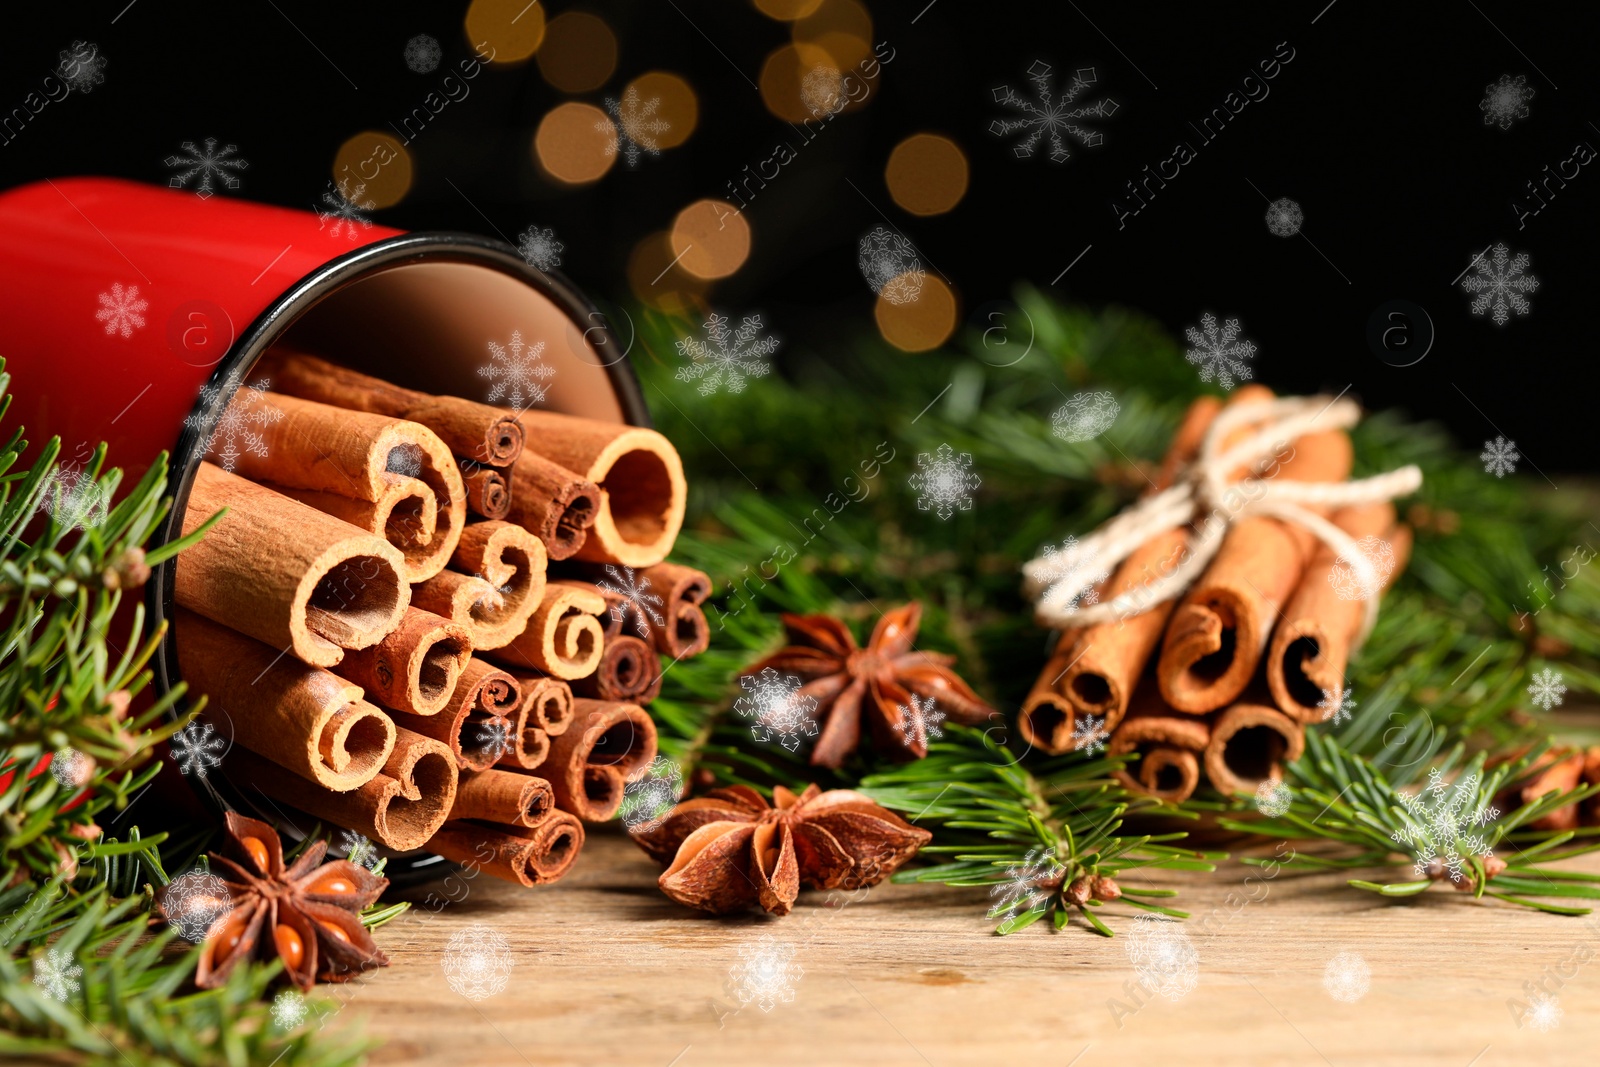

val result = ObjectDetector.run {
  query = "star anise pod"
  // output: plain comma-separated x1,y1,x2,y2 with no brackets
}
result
635,783,931,916
166,812,390,990
742,602,996,767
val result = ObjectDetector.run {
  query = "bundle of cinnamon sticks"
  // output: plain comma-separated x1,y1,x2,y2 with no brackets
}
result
1021,386,1415,803
176,350,711,885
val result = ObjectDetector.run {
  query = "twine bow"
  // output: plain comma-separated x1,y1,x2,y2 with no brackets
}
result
1022,395,1423,641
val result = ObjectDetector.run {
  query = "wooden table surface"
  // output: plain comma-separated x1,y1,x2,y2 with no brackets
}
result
332,827,1599,1067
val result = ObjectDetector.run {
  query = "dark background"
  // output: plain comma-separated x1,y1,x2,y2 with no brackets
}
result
5,2,1594,470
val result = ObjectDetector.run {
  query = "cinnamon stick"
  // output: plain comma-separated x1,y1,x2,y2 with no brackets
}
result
335,607,472,717
570,634,663,704
411,521,548,650
175,610,396,792
425,814,584,886
1107,693,1212,804
505,449,601,561
642,563,712,658
1203,701,1305,796
260,350,525,466
460,463,512,520
178,462,410,668
400,658,523,772
448,769,556,828
546,699,658,821
1266,504,1413,722
490,584,607,680
494,674,573,771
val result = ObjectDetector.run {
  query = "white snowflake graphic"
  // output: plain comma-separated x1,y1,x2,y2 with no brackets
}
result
442,924,515,1000
1391,767,1499,882
1480,435,1520,478
1124,915,1199,1001
165,138,248,199
988,846,1064,922
161,869,234,942
1265,197,1303,237
909,443,980,521
1460,243,1538,325
480,330,555,411
801,66,847,118
49,748,93,789
990,61,1118,164
1051,390,1120,443
516,224,564,272
33,947,82,1002
386,444,423,479
857,227,925,306
404,34,442,74
472,717,517,762
338,829,380,870
170,721,228,778
37,467,108,531
1254,779,1293,819
599,86,670,169
1318,685,1356,726
1481,74,1534,130
1525,991,1562,1032
597,565,666,636
271,989,309,1031
893,693,945,748
734,668,819,753
185,371,284,473
1327,535,1397,602
674,313,779,396
1183,312,1256,390
1322,950,1370,1003
1071,714,1110,756
1527,667,1566,711
620,757,683,835
727,935,803,1013
57,41,108,93
1033,535,1111,612
95,282,149,339
317,179,375,241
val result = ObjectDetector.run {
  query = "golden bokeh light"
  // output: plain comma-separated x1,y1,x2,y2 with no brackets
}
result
759,41,839,124
628,72,698,148
754,0,825,20
465,0,546,64
875,275,957,352
536,11,617,92
534,102,617,185
792,0,872,68
628,231,709,316
670,200,750,280
331,131,413,209
885,134,969,216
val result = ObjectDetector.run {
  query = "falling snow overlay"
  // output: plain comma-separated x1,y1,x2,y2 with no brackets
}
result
1481,74,1534,130
1051,390,1120,442
674,313,779,396
728,936,803,1013
271,989,310,1031
95,282,148,339
597,565,666,636
1527,667,1566,711
621,757,683,834
185,372,284,473
801,66,847,118
57,41,107,93
404,34,442,73
170,721,228,777
472,718,516,762
339,830,380,870
1124,916,1199,1000
599,87,670,169
48,748,92,788
1327,535,1397,601
1254,779,1293,819
1460,243,1538,325
317,180,376,240
909,443,980,520
165,138,248,199
33,947,82,1002
1480,436,1520,478
1034,535,1110,611
1071,714,1110,756
734,667,819,752
386,444,423,478
990,61,1119,164
988,847,1064,922
1265,198,1303,237
480,330,555,411
857,227,925,305
38,468,108,531
163,869,234,942
517,225,565,272
1391,767,1498,882
1525,992,1562,1032
442,924,515,1000
1183,313,1256,390
1318,686,1356,726
1323,951,1370,1003
893,693,945,748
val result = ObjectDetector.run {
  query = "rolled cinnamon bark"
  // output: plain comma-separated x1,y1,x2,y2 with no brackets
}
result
175,610,396,792
449,769,557,828
226,728,458,851
259,350,525,466
570,633,664,704
1203,701,1305,796
400,659,523,772
335,607,472,717
490,584,607,680
642,563,712,658
1017,636,1083,755
225,392,467,583
546,699,658,821
1266,504,1413,722
460,463,512,521
505,450,601,561
1157,428,1354,713
511,410,686,568
494,674,573,771
411,521,548,650
178,462,410,668
425,814,585,886
1108,694,1212,804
